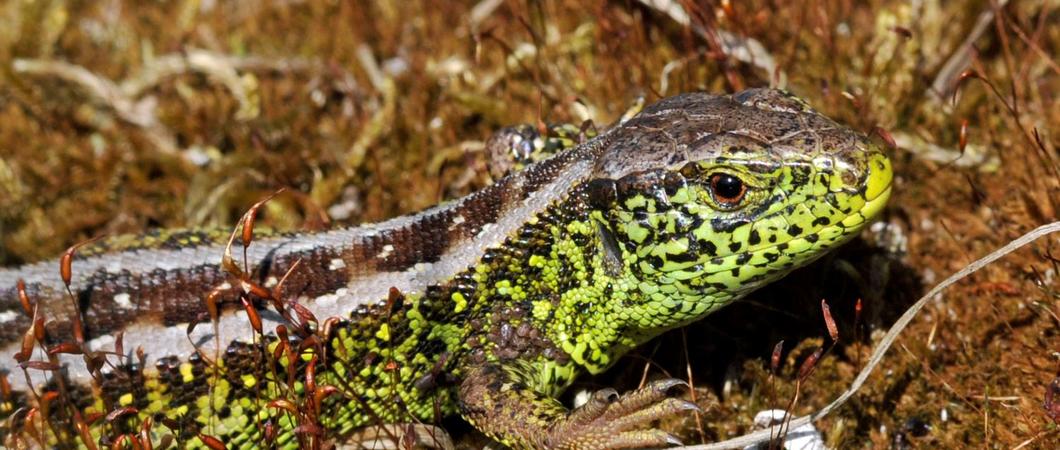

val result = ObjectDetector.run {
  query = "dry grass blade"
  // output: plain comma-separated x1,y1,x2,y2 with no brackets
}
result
0,1,1056,447
635,0,785,89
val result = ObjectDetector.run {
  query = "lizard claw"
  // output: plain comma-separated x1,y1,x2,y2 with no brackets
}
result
544,378,696,450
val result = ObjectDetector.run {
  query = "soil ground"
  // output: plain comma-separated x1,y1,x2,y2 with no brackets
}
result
1,1,1057,448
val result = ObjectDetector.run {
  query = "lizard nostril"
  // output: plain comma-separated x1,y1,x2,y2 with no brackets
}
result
842,170,858,187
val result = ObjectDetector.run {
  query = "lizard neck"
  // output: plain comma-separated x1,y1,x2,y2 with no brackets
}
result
460,185,669,382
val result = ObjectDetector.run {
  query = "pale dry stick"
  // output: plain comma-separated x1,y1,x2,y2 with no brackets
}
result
676,221,1060,450
164,50,259,121
1010,428,1060,450
120,50,318,98
469,0,505,32
891,132,1000,172
968,395,1021,402
11,58,179,155
10,59,151,127
12,50,320,162
636,0,786,89
343,45,397,173
929,0,1010,102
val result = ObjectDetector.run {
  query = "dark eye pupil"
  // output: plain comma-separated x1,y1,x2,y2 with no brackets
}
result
711,174,744,202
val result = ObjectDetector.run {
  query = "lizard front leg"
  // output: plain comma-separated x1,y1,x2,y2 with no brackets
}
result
459,364,697,450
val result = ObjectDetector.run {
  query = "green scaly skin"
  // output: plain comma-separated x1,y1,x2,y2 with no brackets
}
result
0,89,892,449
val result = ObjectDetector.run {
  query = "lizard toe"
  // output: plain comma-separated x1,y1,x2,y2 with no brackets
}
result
543,379,694,450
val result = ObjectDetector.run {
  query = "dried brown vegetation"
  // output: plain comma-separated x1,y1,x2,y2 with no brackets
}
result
0,0,1057,448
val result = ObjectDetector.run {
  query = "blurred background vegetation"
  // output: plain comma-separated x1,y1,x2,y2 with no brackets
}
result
0,0,1057,448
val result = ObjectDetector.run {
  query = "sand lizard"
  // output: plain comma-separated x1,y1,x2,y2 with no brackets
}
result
0,88,892,449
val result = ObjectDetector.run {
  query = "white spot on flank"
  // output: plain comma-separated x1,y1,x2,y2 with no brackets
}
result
329,258,346,271
105,261,123,274
218,282,232,291
113,293,133,310
450,215,467,231
0,310,18,324
314,288,348,309
377,244,394,259
89,334,115,351
476,223,495,238
264,276,279,288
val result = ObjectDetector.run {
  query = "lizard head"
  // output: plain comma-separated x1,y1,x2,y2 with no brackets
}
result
586,88,892,328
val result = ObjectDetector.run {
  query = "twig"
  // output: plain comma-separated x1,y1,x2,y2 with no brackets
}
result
12,58,179,155
636,0,786,88
929,0,1010,101
11,49,321,163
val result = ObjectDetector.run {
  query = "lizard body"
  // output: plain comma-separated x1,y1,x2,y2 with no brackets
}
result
0,89,892,449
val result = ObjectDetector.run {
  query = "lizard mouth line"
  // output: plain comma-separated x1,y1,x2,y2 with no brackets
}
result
866,183,892,210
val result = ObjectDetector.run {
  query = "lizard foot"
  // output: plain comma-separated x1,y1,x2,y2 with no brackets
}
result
543,378,698,450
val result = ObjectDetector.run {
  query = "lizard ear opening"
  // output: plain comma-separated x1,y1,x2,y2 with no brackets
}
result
595,221,624,277
585,178,617,210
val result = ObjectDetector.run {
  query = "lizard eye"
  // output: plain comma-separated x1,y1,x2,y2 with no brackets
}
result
708,173,747,207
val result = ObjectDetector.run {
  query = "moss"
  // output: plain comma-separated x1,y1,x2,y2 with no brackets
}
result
1,1,1057,447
